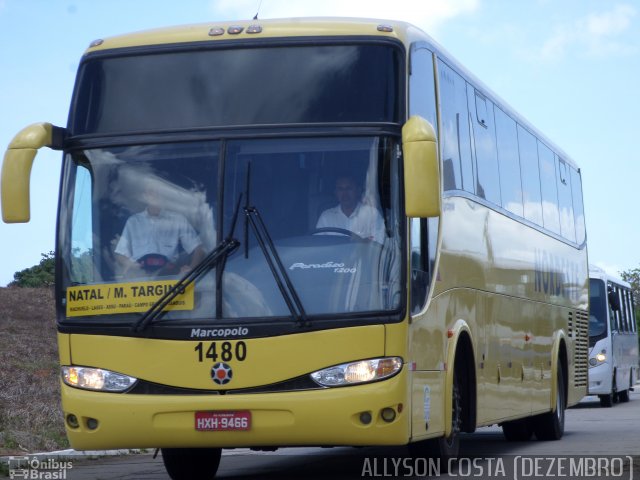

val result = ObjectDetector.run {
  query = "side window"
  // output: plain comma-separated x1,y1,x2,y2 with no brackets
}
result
620,288,631,333
623,289,632,333
618,288,629,333
410,218,428,315
438,60,473,193
495,107,523,216
609,284,620,332
409,217,438,315
70,165,95,283
471,88,501,205
409,45,438,136
570,166,586,244
538,141,560,234
631,294,637,333
517,125,543,225
557,156,576,242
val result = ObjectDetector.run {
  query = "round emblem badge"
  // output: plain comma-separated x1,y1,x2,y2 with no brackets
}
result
211,362,233,385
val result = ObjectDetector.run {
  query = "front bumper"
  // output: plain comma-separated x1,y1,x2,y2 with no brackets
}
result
62,369,410,450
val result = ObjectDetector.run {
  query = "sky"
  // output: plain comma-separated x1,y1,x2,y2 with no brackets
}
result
0,0,638,286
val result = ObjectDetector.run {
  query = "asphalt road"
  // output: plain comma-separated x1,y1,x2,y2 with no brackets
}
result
6,389,640,479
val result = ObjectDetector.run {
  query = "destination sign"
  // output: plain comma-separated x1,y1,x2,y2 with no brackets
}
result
66,280,194,317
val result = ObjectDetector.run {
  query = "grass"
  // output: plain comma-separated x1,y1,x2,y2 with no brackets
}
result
0,287,68,456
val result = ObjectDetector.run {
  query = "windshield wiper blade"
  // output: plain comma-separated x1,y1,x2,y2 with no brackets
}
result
244,205,309,327
132,238,239,333
133,195,244,333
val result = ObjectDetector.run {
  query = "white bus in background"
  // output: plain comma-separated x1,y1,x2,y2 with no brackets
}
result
588,266,639,407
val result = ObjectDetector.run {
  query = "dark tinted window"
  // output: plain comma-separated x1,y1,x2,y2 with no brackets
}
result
72,44,402,134
538,142,560,234
409,45,437,136
495,107,523,216
623,289,631,332
471,89,500,205
556,157,575,242
570,166,586,244
589,279,607,338
517,125,543,225
609,284,621,331
410,218,428,315
439,61,473,193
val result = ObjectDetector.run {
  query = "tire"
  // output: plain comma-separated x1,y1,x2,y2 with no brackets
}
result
620,374,634,403
600,374,617,407
502,419,533,441
599,393,614,407
161,448,221,480
533,363,565,440
618,389,630,403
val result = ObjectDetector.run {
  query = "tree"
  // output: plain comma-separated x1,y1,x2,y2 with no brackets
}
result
10,251,55,287
620,266,640,329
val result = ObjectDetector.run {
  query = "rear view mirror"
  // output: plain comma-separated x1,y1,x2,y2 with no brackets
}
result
1,123,65,223
402,116,440,218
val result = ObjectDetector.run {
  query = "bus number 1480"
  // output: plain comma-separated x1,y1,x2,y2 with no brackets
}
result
194,341,247,362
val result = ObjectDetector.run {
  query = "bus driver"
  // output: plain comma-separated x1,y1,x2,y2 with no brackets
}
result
316,175,385,244
114,181,206,276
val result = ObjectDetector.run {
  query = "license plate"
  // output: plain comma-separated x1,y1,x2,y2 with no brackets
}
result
195,411,251,431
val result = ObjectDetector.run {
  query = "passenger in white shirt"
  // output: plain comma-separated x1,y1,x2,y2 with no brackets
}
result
316,175,385,244
115,184,205,276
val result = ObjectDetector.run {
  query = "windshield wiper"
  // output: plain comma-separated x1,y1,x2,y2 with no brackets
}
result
243,204,309,327
240,162,307,326
133,196,243,334
132,238,239,333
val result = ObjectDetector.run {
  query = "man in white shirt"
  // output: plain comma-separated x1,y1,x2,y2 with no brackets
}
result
316,175,385,244
115,184,205,276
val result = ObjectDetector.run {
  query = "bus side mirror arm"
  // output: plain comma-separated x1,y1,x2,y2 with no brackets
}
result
402,115,441,218
1,123,65,223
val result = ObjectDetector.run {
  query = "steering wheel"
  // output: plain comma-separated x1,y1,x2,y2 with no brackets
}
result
311,227,364,241
137,253,176,275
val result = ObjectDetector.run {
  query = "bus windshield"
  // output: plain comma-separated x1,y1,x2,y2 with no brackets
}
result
59,136,404,324
589,278,608,338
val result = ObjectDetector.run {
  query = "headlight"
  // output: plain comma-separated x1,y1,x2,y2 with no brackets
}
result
588,350,607,367
310,357,402,387
61,366,137,392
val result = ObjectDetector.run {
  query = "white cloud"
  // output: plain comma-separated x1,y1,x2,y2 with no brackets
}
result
592,261,625,279
209,0,478,33
539,4,637,61
586,4,634,36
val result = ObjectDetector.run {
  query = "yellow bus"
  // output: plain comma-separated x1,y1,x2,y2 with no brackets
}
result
2,18,588,479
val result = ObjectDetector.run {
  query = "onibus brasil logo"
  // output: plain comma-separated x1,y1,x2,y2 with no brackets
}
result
7,456,73,479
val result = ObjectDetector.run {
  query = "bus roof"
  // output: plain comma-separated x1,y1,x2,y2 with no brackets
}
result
83,16,578,171
84,17,415,52
589,265,630,288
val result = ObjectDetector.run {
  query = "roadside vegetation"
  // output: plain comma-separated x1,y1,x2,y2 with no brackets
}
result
0,286,67,455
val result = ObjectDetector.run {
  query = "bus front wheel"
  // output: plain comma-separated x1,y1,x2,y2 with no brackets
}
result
599,393,614,407
161,447,221,480
409,368,463,467
600,374,617,407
